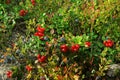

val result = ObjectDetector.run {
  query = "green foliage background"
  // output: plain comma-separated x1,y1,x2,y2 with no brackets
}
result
0,0,120,79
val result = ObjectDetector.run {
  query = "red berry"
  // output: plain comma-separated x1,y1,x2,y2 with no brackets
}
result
75,44,80,49
60,44,69,53
70,44,80,53
46,42,49,45
37,26,45,33
32,2,36,6
25,65,32,71
85,42,91,47
38,56,46,63
34,32,44,37
6,71,12,78
34,25,45,40
31,0,36,6
37,54,41,59
19,9,27,16
61,48,67,53
103,39,114,47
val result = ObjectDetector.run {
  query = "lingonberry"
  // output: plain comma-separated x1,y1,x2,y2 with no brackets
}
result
85,41,91,47
34,32,44,37
60,44,69,53
31,0,36,6
6,71,12,78
37,54,41,59
36,26,45,33
25,65,32,71
70,44,80,53
38,56,46,63
19,9,27,16
103,39,114,47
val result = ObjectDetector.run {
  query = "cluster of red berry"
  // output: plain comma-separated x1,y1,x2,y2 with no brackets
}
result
70,44,80,52
60,44,69,53
5,39,114,78
37,54,46,63
60,42,91,53
31,0,36,6
19,10,28,16
25,54,46,72
5,0,114,78
60,44,81,53
6,65,33,78
6,71,12,78
103,39,114,47
6,0,36,16
34,25,45,40
85,41,91,48
60,39,114,53
25,65,32,72
24,54,46,72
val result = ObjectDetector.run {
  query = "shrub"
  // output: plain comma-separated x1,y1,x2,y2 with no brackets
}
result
0,0,120,80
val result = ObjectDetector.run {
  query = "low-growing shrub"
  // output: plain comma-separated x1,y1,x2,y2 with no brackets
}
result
0,0,120,80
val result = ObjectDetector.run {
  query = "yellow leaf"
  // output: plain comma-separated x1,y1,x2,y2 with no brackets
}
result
0,59,4,63
74,75,79,80
6,48,11,51
62,57,68,63
19,2,23,5
27,73,31,79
